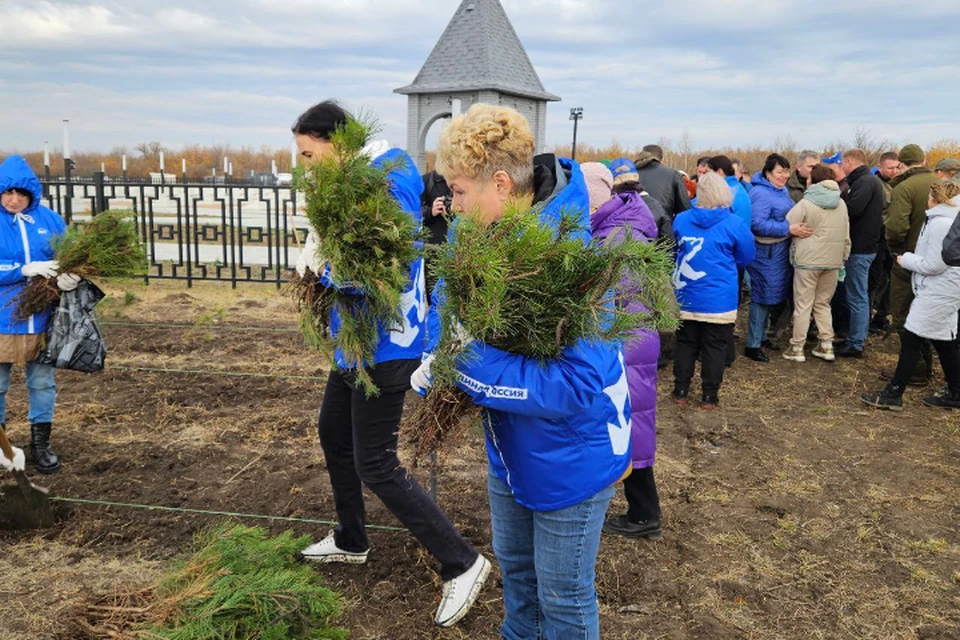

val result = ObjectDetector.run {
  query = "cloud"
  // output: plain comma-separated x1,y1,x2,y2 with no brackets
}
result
1,0,958,157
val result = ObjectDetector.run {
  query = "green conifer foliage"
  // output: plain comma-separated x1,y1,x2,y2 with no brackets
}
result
15,209,147,319
289,117,418,396
408,204,679,458
138,523,346,639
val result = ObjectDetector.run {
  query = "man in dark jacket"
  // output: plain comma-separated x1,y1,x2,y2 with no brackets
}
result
787,150,820,203
634,145,691,218
834,149,884,357
885,144,938,383
868,151,901,334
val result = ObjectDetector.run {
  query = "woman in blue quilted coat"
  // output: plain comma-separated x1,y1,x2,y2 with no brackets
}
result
745,154,812,362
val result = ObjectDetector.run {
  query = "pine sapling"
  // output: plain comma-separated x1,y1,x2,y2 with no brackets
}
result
287,116,418,396
406,203,679,460
14,210,146,319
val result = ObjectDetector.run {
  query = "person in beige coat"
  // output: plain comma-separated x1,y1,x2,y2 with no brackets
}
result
784,165,851,362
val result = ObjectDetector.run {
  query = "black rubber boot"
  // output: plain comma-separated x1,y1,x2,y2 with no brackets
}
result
30,422,61,474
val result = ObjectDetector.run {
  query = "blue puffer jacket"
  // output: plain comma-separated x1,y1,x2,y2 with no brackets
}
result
673,206,756,316
427,157,631,511
727,176,753,229
747,172,794,305
323,148,426,367
0,156,67,335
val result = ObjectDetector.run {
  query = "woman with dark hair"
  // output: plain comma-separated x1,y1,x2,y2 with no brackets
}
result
744,153,813,361
291,100,487,629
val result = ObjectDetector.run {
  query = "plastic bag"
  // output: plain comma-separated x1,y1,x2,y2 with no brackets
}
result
35,279,106,373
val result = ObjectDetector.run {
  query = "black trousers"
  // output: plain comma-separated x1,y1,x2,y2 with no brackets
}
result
674,321,734,397
623,466,660,523
892,330,960,391
317,367,477,581
869,239,892,323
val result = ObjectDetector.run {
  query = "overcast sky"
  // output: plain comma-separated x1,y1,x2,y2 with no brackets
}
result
2,0,958,156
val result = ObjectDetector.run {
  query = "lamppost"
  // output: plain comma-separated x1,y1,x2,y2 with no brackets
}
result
569,107,584,161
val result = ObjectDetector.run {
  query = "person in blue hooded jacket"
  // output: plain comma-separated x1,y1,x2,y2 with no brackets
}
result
411,103,631,640
0,156,77,475
672,172,756,408
291,101,486,630
745,153,813,362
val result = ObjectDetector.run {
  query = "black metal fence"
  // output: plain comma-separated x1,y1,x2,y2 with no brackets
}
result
41,173,307,288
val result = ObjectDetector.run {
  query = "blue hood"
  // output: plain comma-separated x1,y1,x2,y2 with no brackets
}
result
0,156,43,215
686,205,732,229
371,148,423,227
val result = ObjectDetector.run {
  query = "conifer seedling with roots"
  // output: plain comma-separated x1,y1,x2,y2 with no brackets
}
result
14,210,147,319
287,116,419,397
406,204,679,460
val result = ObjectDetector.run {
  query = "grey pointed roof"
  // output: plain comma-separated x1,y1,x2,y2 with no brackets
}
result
395,0,560,101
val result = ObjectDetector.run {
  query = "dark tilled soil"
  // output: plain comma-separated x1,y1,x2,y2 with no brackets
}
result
0,281,957,640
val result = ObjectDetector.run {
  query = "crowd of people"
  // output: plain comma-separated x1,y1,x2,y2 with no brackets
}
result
2,98,958,638
583,142,960,414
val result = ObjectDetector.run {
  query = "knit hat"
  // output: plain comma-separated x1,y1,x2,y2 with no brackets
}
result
695,172,733,209
609,157,640,186
899,144,924,166
580,162,613,213
821,152,842,165
934,157,960,173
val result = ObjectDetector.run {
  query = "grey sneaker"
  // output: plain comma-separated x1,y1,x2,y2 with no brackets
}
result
299,531,368,564
435,554,491,627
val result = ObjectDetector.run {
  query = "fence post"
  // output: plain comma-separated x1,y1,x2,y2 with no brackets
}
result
63,158,75,225
93,171,106,214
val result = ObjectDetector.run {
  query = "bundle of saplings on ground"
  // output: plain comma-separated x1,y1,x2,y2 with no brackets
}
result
15,209,146,319
72,523,346,639
287,117,418,396
406,204,679,459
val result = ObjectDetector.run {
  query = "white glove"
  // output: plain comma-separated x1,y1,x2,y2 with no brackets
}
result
21,260,59,279
452,321,473,347
295,228,323,277
1,445,26,472
57,273,82,291
410,354,435,396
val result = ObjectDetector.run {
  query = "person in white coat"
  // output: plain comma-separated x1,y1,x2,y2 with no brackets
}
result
861,179,960,410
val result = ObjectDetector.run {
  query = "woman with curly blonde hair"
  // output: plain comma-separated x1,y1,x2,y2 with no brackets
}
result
411,103,630,640
862,179,960,410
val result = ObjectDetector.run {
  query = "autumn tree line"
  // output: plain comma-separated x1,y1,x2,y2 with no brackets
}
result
2,131,958,181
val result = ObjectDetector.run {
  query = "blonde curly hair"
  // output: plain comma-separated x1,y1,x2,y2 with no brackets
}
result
436,103,535,194
930,179,960,205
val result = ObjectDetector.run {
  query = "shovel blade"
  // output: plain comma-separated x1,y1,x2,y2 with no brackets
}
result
0,472,57,529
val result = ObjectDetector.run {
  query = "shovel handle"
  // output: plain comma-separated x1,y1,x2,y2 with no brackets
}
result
0,426,16,461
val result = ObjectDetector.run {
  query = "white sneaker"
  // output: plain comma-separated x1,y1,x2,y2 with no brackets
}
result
299,531,368,564
435,554,491,628
782,346,806,362
812,343,836,362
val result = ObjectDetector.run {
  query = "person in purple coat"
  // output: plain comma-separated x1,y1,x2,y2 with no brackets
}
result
584,158,663,540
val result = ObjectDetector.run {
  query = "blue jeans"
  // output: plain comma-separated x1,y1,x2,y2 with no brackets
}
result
747,301,774,349
0,361,56,425
844,253,876,350
488,472,613,640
